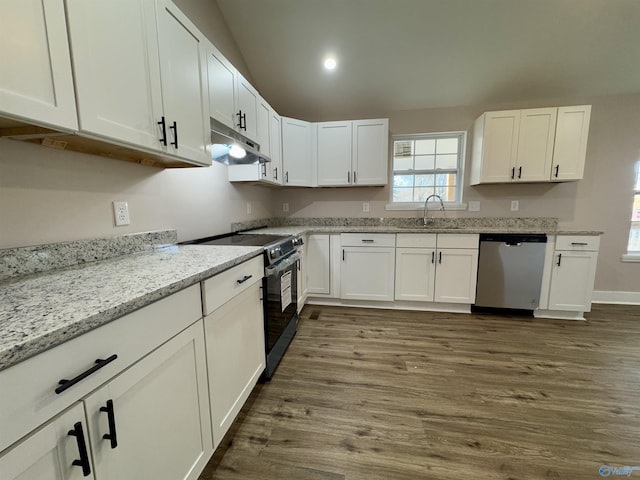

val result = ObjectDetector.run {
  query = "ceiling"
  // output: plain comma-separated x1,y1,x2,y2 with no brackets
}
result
216,0,640,121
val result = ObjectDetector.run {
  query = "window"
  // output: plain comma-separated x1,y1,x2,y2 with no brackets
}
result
391,132,464,204
628,168,640,253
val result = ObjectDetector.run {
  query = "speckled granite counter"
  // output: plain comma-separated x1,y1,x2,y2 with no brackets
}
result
0,244,262,371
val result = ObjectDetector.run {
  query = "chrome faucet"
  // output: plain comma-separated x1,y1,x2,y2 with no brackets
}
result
423,194,445,226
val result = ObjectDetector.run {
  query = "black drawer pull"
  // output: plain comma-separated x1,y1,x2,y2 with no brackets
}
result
68,422,92,477
55,354,118,394
571,242,588,246
237,275,253,284
361,239,375,243
100,399,118,449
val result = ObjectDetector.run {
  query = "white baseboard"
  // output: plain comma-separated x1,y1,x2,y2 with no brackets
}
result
592,291,640,305
305,297,472,314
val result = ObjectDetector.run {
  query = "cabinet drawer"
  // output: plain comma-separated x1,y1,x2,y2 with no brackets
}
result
555,235,600,251
437,234,479,249
0,284,202,453
202,255,264,315
340,233,396,247
396,233,437,248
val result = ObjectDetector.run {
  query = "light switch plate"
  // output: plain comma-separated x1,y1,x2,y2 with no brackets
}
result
283,203,289,212
468,201,480,212
363,202,370,212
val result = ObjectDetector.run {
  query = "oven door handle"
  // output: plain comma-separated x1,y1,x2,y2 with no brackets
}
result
265,250,302,277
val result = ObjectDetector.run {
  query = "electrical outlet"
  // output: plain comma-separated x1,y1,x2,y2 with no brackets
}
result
113,201,130,226
511,200,520,212
468,201,480,212
363,202,370,212
283,203,289,212
246,202,252,215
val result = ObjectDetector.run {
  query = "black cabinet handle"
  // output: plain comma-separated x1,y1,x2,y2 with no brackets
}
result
431,251,435,264
347,171,351,183
438,251,442,264
518,166,522,179
557,253,562,266
361,239,374,243
342,249,345,261
236,111,246,131
274,167,278,180
554,164,560,177
157,117,167,146
511,167,515,179
237,275,253,284
100,399,118,449
285,171,289,184
169,121,178,148
68,422,92,477
353,171,357,184
571,242,588,246
261,164,267,177
236,110,243,129
55,354,118,394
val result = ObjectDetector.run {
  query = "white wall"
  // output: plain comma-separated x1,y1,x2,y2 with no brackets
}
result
0,139,276,247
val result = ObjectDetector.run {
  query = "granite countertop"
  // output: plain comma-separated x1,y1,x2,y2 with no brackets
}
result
245,225,603,236
0,244,262,372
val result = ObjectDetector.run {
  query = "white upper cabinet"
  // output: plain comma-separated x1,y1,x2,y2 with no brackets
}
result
471,105,591,185
317,121,353,186
282,116,314,186
206,42,261,143
0,0,77,130
316,118,389,187
269,109,283,184
551,105,591,181
66,0,209,166
352,118,389,185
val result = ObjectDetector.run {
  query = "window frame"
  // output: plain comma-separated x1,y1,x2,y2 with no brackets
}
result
622,166,640,261
387,131,467,211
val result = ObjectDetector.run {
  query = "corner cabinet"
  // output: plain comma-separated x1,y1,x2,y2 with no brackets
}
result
316,118,389,187
0,0,78,131
66,0,210,166
470,105,590,185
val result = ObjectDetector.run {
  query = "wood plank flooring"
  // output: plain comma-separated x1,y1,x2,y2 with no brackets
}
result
199,304,640,480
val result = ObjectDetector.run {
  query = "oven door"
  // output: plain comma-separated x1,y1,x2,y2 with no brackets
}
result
264,251,300,364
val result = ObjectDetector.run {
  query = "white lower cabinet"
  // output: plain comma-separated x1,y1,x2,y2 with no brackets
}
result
1,403,94,480
395,234,479,304
547,236,600,312
203,272,265,449
340,234,396,301
306,234,331,295
84,322,212,480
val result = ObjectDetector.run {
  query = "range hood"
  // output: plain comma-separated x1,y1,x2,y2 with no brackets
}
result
210,117,270,165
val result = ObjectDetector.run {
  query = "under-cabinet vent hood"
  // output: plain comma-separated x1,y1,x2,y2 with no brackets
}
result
210,117,270,165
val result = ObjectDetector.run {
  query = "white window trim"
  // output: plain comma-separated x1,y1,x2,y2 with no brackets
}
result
389,131,467,206
621,253,640,263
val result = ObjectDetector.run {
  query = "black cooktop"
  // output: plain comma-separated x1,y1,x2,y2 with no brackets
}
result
181,233,289,247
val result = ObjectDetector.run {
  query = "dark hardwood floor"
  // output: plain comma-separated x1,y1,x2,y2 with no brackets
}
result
199,304,640,480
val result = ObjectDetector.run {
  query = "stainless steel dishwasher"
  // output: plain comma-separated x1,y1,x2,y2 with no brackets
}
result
474,233,547,311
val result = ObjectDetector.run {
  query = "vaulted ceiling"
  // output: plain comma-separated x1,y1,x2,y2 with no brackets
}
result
216,0,640,121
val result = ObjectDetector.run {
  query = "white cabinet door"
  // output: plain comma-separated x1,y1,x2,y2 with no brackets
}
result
307,235,331,295
66,0,163,150
256,97,271,159
353,118,389,185
235,74,259,141
84,321,212,480
548,250,598,311
269,110,283,184
478,110,520,184
317,121,352,186
395,248,436,302
156,0,209,165
1,403,94,480
0,0,77,130
551,105,591,181
204,282,265,449
206,43,237,130
341,247,395,301
516,108,557,182
434,248,479,304
282,116,313,186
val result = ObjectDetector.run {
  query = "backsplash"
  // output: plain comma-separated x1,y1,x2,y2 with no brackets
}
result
0,230,177,282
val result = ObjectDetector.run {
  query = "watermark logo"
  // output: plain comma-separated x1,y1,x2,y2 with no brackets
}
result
600,465,640,477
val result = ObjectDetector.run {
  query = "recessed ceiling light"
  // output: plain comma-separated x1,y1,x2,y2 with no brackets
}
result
324,57,337,71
